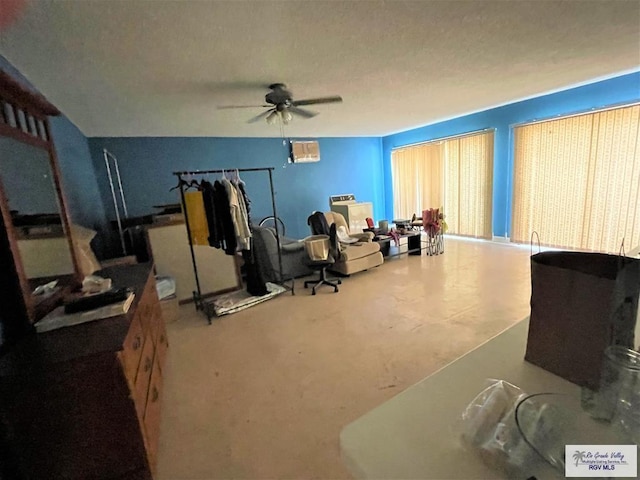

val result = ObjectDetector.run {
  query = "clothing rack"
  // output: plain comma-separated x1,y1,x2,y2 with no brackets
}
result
172,167,292,324
103,149,130,255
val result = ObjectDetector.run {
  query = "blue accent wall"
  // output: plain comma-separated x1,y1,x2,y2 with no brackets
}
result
88,137,384,240
0,55,109,255
382,72,640,238
5,49,638,248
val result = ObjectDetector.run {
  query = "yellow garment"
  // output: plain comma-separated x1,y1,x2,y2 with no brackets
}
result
184,191,210,246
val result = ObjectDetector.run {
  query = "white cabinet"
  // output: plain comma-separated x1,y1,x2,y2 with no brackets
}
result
330,202,373,233
146,223,240,302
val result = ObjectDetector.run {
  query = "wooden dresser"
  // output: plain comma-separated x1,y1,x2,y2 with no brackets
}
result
0,263,168,479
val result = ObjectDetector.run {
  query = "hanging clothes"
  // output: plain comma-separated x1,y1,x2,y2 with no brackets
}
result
201,180,222,249
173,169,276,317
233,181,251,246
184,191,210,246
222,178,251,250
242,249,268,296
212,180,237,255
237,181,252,221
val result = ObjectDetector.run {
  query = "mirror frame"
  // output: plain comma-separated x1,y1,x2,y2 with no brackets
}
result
0,70,82,322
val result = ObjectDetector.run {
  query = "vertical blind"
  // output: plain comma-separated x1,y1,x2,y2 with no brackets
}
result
511,104,640,253
391,142,442,220
443,133,494,238
391,131,494,238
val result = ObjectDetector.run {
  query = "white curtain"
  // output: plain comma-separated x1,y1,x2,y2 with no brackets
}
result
391,130,494,238
443,132,494,238
391,142,442,219
512,104,640,252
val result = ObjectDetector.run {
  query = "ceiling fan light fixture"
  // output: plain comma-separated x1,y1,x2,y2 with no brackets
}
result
223,83,342,125
266,110,279,125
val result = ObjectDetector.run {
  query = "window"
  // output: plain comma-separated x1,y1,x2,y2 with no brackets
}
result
391,142,442,220
511,104,640,253
442,132,494,238
391,130,494,238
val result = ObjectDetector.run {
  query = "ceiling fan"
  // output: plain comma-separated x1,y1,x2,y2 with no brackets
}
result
217,83,343,124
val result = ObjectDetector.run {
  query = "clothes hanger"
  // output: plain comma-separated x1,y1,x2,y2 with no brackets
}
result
170,176,198,192
179,172,200,191
169,177,187,192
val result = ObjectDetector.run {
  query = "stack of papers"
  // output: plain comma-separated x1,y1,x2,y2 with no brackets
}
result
36,292,135,333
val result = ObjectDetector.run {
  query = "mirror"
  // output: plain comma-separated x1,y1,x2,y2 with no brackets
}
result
0,137,74,289
0,69,82,341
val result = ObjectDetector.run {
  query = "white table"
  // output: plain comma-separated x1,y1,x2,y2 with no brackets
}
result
340,319,579,479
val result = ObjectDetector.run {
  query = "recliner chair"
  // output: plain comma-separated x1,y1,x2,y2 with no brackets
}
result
252,225,314,282
307,211,384,275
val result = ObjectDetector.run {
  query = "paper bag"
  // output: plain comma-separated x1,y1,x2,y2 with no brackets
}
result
525,251,640,390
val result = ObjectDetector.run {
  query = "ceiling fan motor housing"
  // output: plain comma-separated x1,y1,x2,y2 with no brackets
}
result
265,83,292,108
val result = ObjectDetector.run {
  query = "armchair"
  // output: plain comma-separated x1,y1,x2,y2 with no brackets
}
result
308,211,384,276
252,225,314,283
324,211,375,243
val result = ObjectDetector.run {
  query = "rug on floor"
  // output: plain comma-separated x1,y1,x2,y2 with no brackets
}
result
209,282,287,316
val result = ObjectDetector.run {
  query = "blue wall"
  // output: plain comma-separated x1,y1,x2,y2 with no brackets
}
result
88,137,384,240
0,55,109,255
5,48,638,246
382,72,640,238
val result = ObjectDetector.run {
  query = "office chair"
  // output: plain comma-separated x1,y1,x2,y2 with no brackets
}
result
303,221,341,295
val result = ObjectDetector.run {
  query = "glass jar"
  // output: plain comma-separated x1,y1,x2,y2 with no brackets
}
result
602,346,640,443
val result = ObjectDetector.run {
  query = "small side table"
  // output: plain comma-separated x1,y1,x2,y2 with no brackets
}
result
407,232,421,255
374,237,392,257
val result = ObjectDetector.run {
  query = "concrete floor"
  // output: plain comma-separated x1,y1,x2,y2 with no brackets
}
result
156,237,532,479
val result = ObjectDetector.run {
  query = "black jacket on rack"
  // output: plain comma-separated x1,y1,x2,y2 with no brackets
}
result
212,180,237,255
201,180,221,249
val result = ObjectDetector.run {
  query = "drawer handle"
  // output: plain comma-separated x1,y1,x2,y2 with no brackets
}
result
144,357,152,372
151,386,159,403
133,336,142,350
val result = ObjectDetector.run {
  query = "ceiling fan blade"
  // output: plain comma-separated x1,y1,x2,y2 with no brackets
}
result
217,104,271,109
291,95,343,107
288,106,318,119
247,109,274,124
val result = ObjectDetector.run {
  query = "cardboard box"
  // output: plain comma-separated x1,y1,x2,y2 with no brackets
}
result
160,296,179,323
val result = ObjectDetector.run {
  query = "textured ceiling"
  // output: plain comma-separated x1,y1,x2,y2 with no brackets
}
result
0,0,638,138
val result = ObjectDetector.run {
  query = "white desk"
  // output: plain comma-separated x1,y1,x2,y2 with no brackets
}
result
340,319,578,479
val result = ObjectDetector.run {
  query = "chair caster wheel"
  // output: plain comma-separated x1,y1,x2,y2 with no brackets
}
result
334,287,339,293
312,290,316,295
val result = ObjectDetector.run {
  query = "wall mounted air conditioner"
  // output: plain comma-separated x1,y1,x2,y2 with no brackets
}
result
288,140,320,163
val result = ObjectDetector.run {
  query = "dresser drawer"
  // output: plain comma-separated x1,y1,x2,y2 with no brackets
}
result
133,336,155,417
143,278,161,331
137,291,153,336
121,315,145,386
155,318,169,373
144,355,164,474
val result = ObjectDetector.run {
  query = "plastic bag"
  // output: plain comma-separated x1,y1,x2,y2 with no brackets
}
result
460,379,545,476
